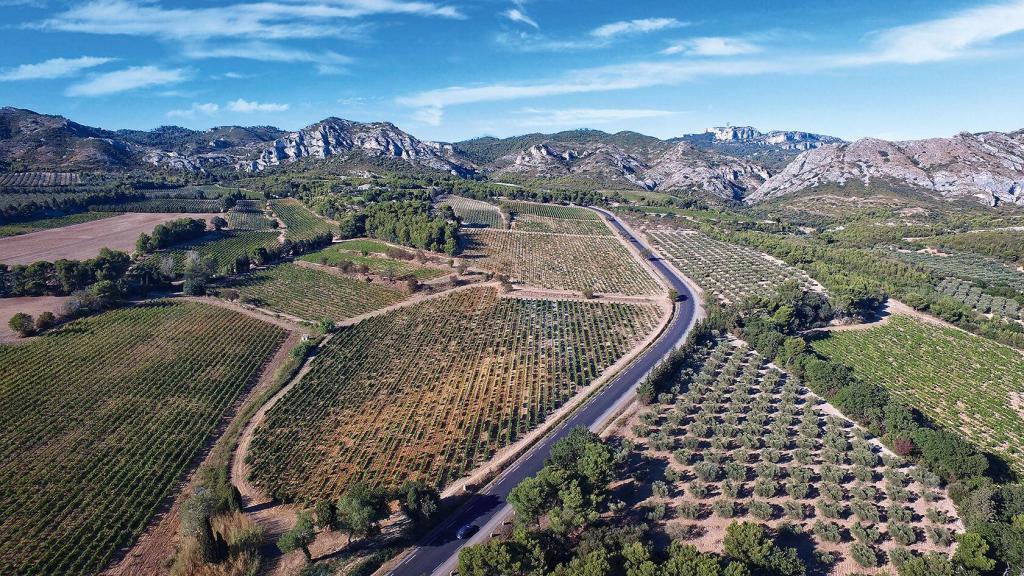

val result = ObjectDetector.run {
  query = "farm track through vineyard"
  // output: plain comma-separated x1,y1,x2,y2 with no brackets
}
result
0,301,287,576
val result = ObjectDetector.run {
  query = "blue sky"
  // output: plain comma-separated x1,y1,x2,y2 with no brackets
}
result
1,0,1023,142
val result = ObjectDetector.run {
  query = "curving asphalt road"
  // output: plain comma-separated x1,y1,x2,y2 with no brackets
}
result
389,208,700,576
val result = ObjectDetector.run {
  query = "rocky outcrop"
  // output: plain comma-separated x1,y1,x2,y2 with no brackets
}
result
492,138,768,199
243,118,475,175
646,142,772,199
749,131,1024,206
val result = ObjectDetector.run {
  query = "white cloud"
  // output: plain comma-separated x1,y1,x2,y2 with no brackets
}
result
66,65,188,96
497,16,686,52
662,37,761,56
0,56,113,81
227,98,289,113
516,107,675,127
502,8,538,29
412,105,443,125
33,0,463,42
406,1,1024,112
856,0,1024,64
590,17,684,40
166,102,219,119
181,41,352,73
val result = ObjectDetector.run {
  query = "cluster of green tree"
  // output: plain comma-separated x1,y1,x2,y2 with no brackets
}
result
0,185,143,223
336,201,458,254
459,428,806,576
708,285,1024,575
278,480,441,563
0,248,131,297
136,218,209,253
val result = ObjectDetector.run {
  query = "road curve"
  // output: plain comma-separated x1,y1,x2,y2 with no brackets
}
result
389,208,699,576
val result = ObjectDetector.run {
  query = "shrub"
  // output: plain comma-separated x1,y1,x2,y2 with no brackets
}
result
812,520,842,543
714,499,736,518
8,312,35,337
889,523,916,546
850,543,878,568
749,500,773,521
678,501,701,519
35,311,56,332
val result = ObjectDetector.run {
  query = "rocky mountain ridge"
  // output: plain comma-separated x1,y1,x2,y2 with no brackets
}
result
749,131,1024,206
1,107,1021,207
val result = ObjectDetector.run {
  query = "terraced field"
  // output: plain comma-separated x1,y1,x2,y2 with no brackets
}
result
440,196,502,228
813,315,1024,475
462,229,659,295
0,301,287,576
622,338,961,574
247,286,663,498
647,229,817,303
224,263,407,321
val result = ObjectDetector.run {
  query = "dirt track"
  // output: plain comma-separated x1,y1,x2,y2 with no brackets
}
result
0,212,219,265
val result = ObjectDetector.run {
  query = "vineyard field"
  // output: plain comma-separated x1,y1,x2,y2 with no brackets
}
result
89,198,223,213
334,238,394,254
0,301,287,575
440,196,502,228
271,198,334,241
647,229,818,303
813,315,1024,474
513,213,612,236
888,248,1024,291
0,211,121,238
462,229,660,295
299,247,449,280
247,286,663,498
501,200,598,220
0,172,81,187
226,208,275,231
157,230,281,271
620,338,961,574
224,263,407,321
937,277,1022,322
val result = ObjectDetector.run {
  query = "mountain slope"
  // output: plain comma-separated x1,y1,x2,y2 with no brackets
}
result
749,131,1024,206
243,118,475,175
0,107,134,171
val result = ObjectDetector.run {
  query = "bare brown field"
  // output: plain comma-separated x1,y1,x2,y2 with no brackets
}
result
0,295,70,342
0,212,220,264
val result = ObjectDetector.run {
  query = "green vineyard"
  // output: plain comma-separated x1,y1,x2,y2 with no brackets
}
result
299,247,449,280
224,262,407,321
156,230,281,271
271,198,335,241
0,301,287,575
501,200,598,220
247,286,663,499
813,315,1024,474
440,196,502,228
0,211,121,238
513,212,612,235
937,277,1022,322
